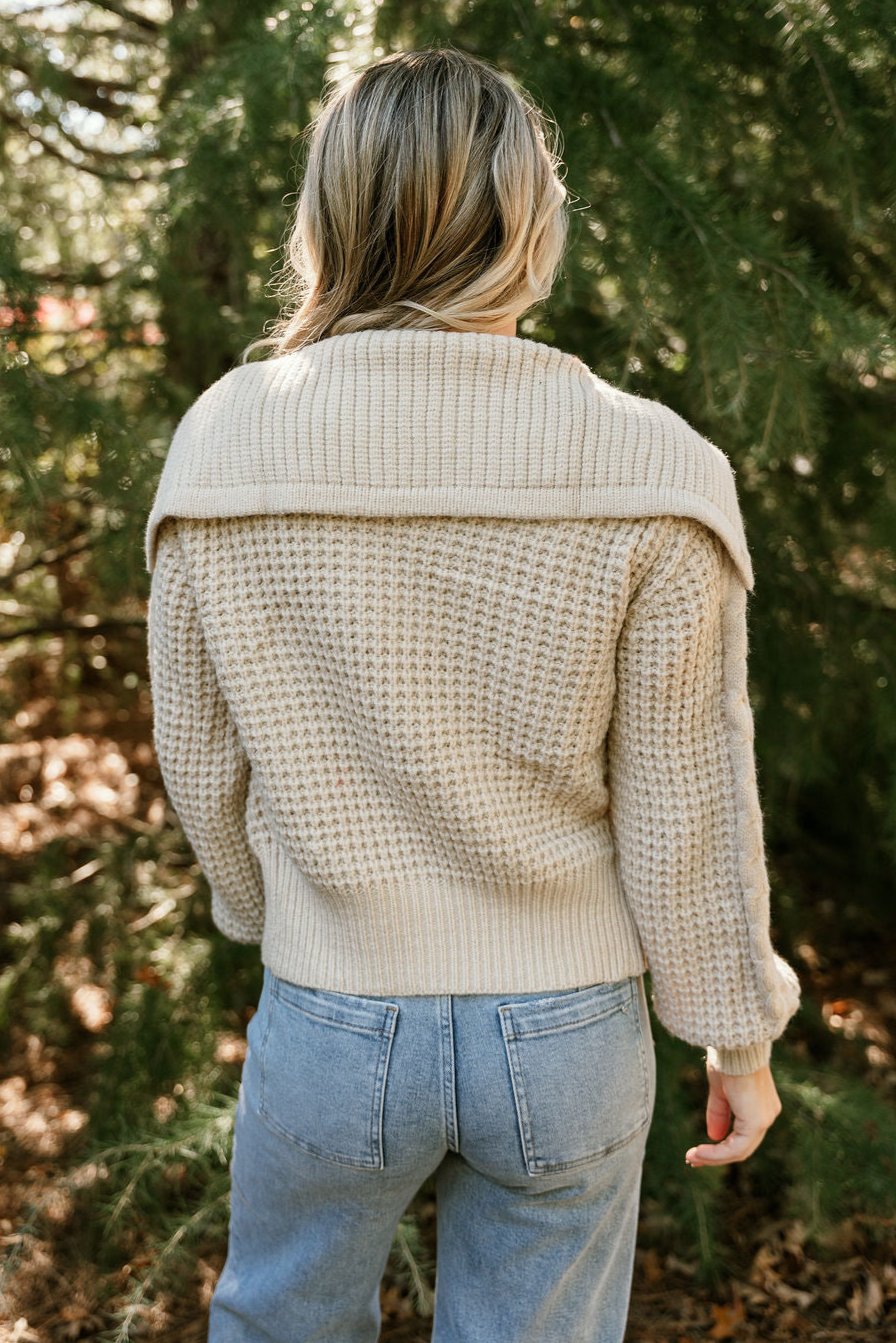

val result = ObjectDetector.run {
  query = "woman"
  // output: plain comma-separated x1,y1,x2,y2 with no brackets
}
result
145,46,801,1343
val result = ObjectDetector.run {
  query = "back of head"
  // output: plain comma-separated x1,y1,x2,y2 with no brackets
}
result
240,46,569,361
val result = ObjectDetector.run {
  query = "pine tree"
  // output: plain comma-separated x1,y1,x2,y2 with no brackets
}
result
2,2,895,1334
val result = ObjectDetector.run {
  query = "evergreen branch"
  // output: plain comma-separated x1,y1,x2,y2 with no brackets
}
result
597,106,811,301
0,1106,236,1336
67,1108,234,1183
14,262,132,286
774,1,859,226
107,1189,231,1343
105,1192,231,1337
83,0,160,33
0,104,147,182
391,1216,435,1317
597,106,709,249
1,50,137,113
0,616,147,642
34,110,149,164
4,533,96,580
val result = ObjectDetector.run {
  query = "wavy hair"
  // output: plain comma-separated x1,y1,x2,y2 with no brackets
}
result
239,46,569,361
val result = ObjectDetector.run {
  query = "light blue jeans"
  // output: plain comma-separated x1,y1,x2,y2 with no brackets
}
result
208,965,657,1343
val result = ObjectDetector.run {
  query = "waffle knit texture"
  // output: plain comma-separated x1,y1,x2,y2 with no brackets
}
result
144,328,801,1075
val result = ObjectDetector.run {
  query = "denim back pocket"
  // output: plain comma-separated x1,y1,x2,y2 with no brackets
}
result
257,974,399,1170
498,976,652,1177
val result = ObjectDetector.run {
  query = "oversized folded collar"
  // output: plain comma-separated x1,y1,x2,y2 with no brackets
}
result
144,326,753,590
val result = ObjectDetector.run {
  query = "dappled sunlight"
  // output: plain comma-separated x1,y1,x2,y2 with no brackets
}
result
0,1077,88,1160
213,1033,247,1067
2,0,895,1336
823,990,895,1077
823,995,893,1050
795,940,896,1072
0,735,150,855
836,542,896,602
69,983,115,1035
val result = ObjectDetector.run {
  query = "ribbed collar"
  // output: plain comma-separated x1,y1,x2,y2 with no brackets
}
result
144,326,754,589
306,326,592,378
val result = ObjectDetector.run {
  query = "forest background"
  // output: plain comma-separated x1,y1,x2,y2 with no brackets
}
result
1,1,895,1340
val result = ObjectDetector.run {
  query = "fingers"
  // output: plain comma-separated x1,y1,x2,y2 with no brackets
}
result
705,1087,732,1142
685,1059,783,1166
685,1128,763,1166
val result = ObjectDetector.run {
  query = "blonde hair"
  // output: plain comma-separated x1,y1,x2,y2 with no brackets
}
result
239,46,569,362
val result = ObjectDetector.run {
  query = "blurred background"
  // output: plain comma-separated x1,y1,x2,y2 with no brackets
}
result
1,2,895,1340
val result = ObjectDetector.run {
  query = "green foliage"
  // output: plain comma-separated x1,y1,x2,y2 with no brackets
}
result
386,1182,438,1319
0,817,262,1335
2,1095,236,1342
775,1064,896,1243
643,1020,725,1284
642,1023,896,1291
0,813,436,1335
2,0,896,1333
3,0,895,924
371,0,896,932
0,829,892,1332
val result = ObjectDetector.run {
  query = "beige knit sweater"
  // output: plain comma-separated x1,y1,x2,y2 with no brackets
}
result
144,328,801,1075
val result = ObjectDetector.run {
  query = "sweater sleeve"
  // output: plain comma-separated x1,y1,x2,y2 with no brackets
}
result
146,520,265,943
607,516,802,1075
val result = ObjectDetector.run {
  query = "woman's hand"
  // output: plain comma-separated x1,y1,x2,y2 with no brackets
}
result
685,1058,782,1166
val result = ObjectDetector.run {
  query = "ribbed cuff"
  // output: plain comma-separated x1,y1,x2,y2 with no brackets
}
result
705,1039,772,1075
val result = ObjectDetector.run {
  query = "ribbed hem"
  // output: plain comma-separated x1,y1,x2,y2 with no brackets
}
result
258,839,649,996
705,1039,772,1074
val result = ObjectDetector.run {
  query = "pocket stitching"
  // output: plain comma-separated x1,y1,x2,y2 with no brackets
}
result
500,1026,535,1174
501,994,631,1041
270,977,396,1035
497,978,633,1037
371,1007,398,1170
257,991,399,1170
498,980,650,1176
257,983,275,1122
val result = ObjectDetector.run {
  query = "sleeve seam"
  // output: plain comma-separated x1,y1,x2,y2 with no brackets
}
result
717,556,783,1042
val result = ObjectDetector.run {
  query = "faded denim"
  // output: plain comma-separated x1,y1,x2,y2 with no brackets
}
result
208,965,657,1343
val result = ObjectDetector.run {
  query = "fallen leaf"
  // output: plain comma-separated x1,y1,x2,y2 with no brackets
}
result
709,1295,745,1338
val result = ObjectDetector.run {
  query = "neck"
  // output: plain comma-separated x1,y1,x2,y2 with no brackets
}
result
474,316,517,337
